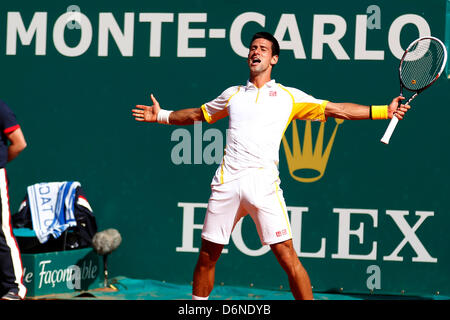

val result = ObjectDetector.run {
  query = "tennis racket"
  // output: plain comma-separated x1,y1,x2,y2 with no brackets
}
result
380,36,447,144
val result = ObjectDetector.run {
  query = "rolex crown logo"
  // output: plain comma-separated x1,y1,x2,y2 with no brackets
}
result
282,118,344,183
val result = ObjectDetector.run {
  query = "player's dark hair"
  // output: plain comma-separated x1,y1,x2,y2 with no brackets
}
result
250,32,280,57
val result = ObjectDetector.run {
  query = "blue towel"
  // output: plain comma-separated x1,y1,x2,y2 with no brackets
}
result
27,181,80,243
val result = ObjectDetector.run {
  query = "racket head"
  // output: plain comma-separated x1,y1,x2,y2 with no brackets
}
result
399,36,448,92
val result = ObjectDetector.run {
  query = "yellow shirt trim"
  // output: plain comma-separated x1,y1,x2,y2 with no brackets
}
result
201,104,212,123
278,84,328,135
292,100,328,122
201,86,241,124
220,154,225,184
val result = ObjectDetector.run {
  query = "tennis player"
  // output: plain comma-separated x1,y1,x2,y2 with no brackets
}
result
132,32,410,300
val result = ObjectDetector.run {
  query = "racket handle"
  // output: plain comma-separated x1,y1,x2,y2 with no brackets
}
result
380,115,399,144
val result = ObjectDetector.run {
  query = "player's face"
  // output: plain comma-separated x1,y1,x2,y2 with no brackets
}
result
247,38,278,74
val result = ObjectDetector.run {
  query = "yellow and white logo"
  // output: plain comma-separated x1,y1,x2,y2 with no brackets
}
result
282,118,344,183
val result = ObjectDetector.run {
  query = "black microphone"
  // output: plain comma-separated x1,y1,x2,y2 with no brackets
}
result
92,229,122,288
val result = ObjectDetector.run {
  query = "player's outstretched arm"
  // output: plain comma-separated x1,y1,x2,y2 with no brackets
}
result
325,96,410,120
132,94,205,125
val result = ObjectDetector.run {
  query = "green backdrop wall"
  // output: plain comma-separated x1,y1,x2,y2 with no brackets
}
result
1,0,449,296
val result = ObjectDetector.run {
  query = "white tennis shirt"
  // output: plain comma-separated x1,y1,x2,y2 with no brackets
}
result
201,79,328,185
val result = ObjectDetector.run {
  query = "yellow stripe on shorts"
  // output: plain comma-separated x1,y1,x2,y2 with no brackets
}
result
274,182,292,237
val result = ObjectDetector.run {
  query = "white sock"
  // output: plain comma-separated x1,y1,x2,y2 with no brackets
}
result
192,294,209,300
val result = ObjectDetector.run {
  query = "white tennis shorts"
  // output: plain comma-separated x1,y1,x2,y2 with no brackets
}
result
201,168,292,246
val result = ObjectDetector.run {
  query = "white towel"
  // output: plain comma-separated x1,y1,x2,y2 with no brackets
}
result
27,181,80,243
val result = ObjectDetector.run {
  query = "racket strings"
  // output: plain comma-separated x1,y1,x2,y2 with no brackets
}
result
400,39,446,91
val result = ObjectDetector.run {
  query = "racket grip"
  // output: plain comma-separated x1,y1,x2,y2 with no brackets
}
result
380,115,399,144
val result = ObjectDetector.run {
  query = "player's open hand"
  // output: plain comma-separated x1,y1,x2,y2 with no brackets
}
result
388,96,410,120
132,94,161,122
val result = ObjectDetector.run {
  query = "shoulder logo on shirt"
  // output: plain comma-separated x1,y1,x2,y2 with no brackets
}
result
282,118,344,183
269,91,277,97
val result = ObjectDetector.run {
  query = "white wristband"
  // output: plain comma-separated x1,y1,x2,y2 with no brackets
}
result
156,109,173,124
